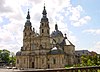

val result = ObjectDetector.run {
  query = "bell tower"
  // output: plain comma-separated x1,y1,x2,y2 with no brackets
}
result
23,9,32,51
40,5,50,37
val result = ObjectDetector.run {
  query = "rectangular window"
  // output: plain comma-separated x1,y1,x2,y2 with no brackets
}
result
42,59,44,64
53,58,56,64
48,65,50,68
42,29,44,33
47,30,49,34
17,59,19,64
24,58,25,64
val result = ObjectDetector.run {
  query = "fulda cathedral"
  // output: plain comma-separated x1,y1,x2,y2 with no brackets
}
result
16,5,75,69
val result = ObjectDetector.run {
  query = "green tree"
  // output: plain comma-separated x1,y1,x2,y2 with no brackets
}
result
0,50,2,62
81,55,88,66
81,54,100,66
0,49,17,66
0,49,10,63
9,52,16,66
97,55,100,65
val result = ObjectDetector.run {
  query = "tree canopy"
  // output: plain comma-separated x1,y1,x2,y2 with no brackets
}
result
0,49,16,66
81,54,100,66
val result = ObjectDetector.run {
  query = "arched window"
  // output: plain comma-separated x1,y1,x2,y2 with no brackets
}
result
53,58,56,64
42,23,44,26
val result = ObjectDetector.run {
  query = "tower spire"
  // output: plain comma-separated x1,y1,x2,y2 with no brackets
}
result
25,9,31,26
41,3,48,22
42,3,47,17
26,9,30,20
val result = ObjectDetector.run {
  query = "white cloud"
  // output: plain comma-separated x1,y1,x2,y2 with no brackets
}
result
68,5,91,27
90,42,100,54
71,16,91,27
0,0,12,13
69,5,82,21
83,29,100,35
0,17,3,23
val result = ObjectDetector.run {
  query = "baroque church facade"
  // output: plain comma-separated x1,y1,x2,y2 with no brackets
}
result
16,5,75,69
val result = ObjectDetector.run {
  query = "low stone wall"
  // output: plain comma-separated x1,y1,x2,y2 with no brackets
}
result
14,66,100,72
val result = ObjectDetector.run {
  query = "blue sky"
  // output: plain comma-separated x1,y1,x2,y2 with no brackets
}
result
70,0,100,52
0,0,100,54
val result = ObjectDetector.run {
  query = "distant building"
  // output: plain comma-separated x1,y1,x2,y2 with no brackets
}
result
75,50,91,64
90,51,97,56
16,5,75,69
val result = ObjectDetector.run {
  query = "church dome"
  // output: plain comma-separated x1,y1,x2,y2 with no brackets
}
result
51,24,63,37
16,51,21,56
25,21,31,26
51,30,63,37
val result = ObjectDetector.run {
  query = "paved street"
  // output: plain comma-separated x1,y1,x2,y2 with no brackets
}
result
0,68,20,72
0,69,13,72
